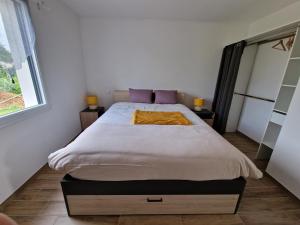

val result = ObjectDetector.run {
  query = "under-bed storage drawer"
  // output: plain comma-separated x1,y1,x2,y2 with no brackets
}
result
66,194,239,215
61,175,246,215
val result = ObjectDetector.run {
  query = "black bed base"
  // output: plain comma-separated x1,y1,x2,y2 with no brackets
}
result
61,174,246,216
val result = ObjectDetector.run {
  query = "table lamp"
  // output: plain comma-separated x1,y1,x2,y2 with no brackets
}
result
86,95,98,110
194,98,204,111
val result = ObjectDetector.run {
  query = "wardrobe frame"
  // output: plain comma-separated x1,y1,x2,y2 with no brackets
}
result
256,26,300,159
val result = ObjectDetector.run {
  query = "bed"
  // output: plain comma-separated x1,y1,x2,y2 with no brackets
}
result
48,91,262,216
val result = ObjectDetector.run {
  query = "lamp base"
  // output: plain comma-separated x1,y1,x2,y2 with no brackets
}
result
194,106,203,111
89,105,98,110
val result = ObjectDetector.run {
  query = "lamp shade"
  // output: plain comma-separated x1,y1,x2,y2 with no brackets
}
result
194,98,204,107
86,95,98,106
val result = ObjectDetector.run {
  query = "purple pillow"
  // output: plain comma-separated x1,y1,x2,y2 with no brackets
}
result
129,88,153,103
154,90,178,104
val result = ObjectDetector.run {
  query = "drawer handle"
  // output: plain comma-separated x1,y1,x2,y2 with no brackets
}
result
147,197,163,203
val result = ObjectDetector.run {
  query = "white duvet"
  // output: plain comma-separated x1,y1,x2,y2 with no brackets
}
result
48,103,262,181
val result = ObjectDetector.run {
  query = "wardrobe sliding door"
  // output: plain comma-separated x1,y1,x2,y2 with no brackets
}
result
226,45,257,132
238,97,274,142
237,39,290,142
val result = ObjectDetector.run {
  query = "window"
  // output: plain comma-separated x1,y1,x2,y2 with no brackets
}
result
0,0,45,118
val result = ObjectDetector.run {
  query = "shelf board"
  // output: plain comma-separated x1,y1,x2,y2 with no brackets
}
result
273,109,287,115
269,121,283,127
282,84,297,88
270,111,285,126
290,57,300,60
262,141,275,149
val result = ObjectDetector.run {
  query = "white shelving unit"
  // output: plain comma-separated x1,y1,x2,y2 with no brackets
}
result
274,86,295,113
266,27,300,199
257,28,300,160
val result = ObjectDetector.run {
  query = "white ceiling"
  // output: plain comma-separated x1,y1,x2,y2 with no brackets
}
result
61,0,300,22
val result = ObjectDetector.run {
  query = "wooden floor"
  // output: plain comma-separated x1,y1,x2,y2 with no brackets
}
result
1,132,300,225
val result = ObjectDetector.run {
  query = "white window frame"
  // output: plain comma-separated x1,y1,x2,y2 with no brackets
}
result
0,0,48,128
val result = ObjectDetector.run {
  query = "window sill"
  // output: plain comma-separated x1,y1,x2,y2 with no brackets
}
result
0,103,50,129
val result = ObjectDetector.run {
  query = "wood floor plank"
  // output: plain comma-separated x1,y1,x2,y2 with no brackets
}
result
246,175,278,188
14,189,64,202
53,216,119,225
11,216,58,225
240,211,300,225
42,201,68,216
118,215,182,225
243,186,291,198
25,179,62,190
239,196,300,213
181,215,245,225
35,173,64,180
4,200,50,216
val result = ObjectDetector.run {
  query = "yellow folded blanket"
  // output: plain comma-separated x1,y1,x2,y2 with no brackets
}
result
132,110,192,125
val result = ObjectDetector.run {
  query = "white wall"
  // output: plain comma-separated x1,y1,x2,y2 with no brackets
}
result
248,1,300,38
222,22,250,45
0,0,87,204
80,18,246,108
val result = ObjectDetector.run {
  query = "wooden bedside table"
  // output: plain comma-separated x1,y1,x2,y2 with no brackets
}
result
80,107,105,130
192,109,214,126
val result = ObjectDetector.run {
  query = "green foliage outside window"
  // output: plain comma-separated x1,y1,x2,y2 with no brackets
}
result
0,44,21,95
0,66,21,95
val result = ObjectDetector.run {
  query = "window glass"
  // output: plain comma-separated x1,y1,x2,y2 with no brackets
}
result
0,0,44,117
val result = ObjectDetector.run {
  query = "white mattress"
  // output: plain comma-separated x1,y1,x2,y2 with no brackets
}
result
48,102,262,181
99,102,205,126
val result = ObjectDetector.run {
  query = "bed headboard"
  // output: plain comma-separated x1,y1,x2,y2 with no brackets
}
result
113,90,187,106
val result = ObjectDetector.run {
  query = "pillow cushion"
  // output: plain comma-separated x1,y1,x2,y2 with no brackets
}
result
129,88,153,103
154,90,177,104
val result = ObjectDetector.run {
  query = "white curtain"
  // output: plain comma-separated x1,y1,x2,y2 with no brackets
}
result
0,0,36,70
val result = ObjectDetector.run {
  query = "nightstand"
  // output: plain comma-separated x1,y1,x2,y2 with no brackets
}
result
192,109,214,126
80,107,105,130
